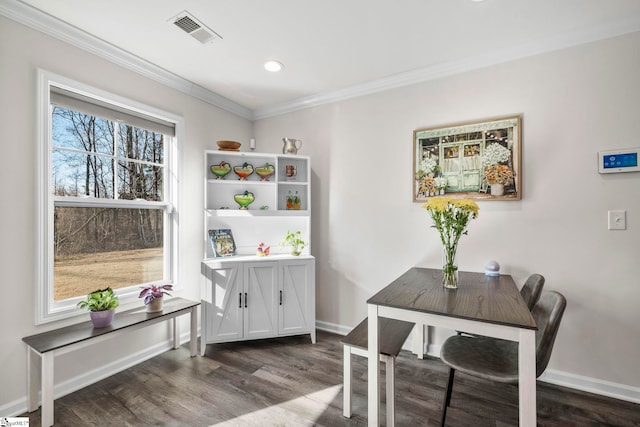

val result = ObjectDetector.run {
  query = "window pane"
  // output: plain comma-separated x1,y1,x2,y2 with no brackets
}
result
52,106,114,156
54,206,164,301
52,149,115,198
117,124,164,164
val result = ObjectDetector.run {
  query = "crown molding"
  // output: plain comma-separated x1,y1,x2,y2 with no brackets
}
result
0,0,253,120
253,15,640,120
3,0,639,122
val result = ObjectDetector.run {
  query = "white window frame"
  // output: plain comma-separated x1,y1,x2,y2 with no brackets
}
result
36,69,181,324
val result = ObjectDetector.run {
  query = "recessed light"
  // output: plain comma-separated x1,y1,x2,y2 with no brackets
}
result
264,60,283,72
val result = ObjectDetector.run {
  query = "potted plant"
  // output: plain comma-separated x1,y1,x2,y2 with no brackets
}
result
77,287,120,328
282,230,307,256
139,284,173,313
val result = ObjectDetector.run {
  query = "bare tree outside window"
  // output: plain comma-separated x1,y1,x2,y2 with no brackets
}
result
52,107,166,300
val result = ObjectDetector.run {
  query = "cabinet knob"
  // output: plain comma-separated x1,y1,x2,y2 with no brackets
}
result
245,292,248,308
239,293,242,308
279,290,283,305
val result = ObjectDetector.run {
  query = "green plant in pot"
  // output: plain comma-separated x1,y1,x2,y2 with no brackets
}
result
77,287,120,328
282,230,307,256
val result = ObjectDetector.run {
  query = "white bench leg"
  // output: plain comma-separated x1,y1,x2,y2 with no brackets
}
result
384,355,396,427
42,352,54,427
343,345,352,418
27,347,40,412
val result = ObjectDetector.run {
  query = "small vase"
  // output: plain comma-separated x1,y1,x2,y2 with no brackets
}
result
90,310,115,328
147,297,164,313
442,248,458,289
490,183,505,196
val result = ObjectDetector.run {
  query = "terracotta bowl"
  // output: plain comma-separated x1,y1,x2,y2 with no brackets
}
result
217,140,241,150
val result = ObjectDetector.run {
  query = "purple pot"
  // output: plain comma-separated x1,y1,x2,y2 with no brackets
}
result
90,310,115,328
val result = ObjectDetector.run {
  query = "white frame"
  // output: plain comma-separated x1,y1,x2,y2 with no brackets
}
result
36,69,182,324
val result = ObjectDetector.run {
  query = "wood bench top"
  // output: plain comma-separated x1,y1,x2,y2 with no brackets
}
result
342,317,415,357
23,298,200,354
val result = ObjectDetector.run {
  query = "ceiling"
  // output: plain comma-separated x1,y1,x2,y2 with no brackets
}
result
5,0,640,118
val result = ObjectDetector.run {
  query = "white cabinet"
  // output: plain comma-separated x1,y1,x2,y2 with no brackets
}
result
279,258,315,336
200,256,316,354
200,150,315,353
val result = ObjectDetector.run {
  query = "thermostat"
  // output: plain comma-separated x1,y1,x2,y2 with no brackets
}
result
598,148,640,174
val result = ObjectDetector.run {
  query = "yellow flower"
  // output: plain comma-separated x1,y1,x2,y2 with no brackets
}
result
451,199,479,218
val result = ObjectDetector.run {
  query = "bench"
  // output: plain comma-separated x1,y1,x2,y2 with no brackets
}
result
22,297,200,427
342,317,415,427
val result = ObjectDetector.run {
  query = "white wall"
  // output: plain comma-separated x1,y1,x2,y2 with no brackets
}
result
254,32,640,397
0,16,252,412
1,12,639,413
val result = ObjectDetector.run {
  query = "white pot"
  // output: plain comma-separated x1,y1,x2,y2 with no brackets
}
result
147,297,164,313
490,183,505,196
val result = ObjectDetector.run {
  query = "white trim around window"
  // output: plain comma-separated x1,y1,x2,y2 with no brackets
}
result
36,69,182,324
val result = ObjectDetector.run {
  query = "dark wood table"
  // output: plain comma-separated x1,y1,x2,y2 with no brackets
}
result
23,298,200,427
366,268,537,426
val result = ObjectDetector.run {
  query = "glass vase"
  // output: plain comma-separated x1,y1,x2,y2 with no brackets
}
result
442,247,458,289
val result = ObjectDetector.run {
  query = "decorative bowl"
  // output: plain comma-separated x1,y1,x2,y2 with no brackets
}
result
255,163,275,181
233,162,254,180
234,191,255,210
217,140,241,150
210,161,231,179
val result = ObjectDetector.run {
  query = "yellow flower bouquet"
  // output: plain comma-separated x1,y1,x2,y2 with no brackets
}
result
422,197,479,288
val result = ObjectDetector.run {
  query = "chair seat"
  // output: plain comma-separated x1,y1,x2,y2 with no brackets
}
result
440,335,520,383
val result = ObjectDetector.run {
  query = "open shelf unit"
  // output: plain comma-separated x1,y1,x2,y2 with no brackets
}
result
203,150,311,258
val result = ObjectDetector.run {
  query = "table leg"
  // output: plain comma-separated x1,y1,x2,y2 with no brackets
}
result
518,329,537,427
367,304,380,426
26,347,40,412
190,306,198,357
172,317,180,349
41,352,54,427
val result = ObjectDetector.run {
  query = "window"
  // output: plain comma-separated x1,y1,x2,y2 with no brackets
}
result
37,70,179,323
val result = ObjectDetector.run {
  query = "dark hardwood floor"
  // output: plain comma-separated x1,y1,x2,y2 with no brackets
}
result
22,330,639,426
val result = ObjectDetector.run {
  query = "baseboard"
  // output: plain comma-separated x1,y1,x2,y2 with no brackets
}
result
315,320,640,405
315,319,352,336
539,369,640,405
1,330,195,417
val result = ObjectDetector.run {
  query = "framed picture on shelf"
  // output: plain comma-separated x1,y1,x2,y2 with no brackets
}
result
413,115,522,202
209,229,237,257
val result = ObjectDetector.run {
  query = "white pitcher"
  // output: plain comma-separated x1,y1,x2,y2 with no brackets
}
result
282,138,302,155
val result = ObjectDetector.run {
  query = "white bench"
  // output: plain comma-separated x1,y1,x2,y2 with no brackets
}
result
22,298,199,427
342,317,415,427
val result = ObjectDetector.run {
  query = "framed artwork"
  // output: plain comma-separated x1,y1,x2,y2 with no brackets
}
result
413,115,522,202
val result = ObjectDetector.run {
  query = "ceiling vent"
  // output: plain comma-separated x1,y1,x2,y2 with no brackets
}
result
169,11,221,44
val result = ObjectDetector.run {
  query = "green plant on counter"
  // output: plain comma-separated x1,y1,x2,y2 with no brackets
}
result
282,230,307,256
77,287,120,312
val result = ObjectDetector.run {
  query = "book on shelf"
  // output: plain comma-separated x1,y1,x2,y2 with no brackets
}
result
209,229,237,257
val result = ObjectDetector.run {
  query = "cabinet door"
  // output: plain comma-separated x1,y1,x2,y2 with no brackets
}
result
279,259,315,336
244,262,278,339
204,264,243,342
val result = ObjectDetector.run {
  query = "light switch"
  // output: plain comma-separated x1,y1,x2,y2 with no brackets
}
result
608,210,626,230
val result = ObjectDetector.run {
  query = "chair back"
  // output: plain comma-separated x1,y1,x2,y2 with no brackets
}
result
533,291,566,378
521,274,545,311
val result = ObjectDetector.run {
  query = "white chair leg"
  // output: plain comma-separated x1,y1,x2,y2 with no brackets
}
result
385,355,395,427
343,345,352,418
